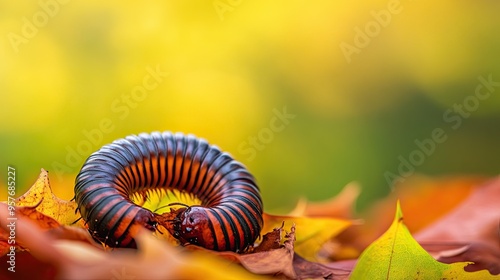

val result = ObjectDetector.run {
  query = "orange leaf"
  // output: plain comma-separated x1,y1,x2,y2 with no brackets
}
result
340,175,485,253
288,181,360,219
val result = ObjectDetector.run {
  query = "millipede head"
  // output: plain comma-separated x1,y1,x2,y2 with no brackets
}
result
170,206,215,250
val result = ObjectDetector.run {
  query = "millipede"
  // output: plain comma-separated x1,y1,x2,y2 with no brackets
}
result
74,131,263,252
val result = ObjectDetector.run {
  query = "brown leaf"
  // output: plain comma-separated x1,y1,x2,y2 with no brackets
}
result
193,224,352,279
252,223,284,253
199,225,297,278
421,242,500,275
323,259,357,273
293,254,351,280
239,245,296,278
261,213,351,261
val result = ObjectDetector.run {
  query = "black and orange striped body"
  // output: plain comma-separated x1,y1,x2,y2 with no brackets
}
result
74,132,263,252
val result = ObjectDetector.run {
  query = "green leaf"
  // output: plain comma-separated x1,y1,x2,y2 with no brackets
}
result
350,201,499,280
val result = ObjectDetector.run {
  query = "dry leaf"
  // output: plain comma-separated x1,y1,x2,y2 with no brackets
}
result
252,223,283,253
415,176,500,247
194,224,351,279
190,225,297,278
421,242,500,275
412,177,500,275
292,254,350,280
14,169,82,226
262,213,351,261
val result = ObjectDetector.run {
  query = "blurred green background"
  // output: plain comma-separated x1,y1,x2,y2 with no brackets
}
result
1,1,500,212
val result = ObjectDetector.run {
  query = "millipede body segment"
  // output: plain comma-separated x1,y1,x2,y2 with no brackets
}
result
74,131,263,252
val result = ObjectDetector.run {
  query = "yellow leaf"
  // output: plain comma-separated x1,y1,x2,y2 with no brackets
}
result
14,169,81,226
350,201,499,279
262,213,351,261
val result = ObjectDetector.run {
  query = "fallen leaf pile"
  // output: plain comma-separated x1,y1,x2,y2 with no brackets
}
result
0,169,498,279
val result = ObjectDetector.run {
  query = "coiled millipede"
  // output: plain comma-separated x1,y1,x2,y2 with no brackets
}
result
74,132,263,252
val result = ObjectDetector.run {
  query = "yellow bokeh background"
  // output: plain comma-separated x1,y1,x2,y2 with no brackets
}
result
1,1,500,211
